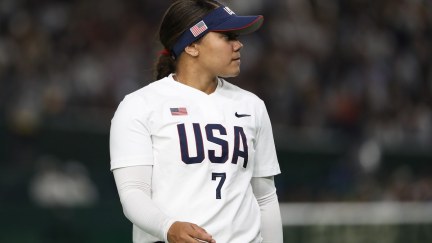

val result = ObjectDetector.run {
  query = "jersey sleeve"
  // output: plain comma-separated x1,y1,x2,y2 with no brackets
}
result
252,100,281,177
110,94,154,170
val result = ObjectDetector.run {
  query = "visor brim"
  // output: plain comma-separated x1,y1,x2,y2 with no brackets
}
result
212,15,264,35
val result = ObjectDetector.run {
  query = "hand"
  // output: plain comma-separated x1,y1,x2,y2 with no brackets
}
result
167,221,216,243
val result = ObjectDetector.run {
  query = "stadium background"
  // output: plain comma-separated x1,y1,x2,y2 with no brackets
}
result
1,0,431,242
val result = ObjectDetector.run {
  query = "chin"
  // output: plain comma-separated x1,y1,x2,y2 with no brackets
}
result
220,70,241,78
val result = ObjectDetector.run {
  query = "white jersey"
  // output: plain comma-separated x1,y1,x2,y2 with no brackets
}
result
110,74,281,243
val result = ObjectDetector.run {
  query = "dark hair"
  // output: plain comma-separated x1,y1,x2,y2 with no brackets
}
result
154,0,219,80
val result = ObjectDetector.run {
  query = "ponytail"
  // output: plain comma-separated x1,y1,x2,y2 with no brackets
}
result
155,52,176,80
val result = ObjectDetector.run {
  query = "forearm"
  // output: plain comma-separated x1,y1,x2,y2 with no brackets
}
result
113,166,175,242
251,177,283,243
258,191,283,243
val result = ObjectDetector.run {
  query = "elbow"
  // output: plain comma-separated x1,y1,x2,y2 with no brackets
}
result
256,189,278,206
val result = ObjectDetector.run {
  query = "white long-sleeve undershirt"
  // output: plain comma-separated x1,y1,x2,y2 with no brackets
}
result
113,166,175,242
251,176,284,243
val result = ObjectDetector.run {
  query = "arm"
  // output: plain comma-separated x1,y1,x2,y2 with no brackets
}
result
113,165,215,243
113,165,174,241
251,176,283,243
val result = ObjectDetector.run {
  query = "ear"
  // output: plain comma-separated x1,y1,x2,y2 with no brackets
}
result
184,43,199,57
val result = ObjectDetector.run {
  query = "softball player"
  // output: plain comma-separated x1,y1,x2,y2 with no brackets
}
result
110,1,283,242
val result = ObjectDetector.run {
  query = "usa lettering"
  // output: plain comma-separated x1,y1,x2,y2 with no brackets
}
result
177,123,248,168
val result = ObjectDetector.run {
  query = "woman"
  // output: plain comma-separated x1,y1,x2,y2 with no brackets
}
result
110,0,283,242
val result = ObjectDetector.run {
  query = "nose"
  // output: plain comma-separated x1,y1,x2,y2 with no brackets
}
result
233,40,243,51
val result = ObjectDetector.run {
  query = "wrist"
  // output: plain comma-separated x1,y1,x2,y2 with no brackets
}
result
162,219,177,242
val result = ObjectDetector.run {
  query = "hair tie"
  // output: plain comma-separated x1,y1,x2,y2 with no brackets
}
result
159,49,171,56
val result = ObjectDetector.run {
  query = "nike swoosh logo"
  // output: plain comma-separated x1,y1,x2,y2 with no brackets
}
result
235,112,251,118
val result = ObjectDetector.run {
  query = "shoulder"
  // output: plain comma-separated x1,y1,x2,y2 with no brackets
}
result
113,77,172,118
219,79,270,127
120,76,174,106
220,78,265,107
128,77,171,100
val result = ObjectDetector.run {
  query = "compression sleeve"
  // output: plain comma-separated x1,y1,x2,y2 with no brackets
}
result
113,165,176,242
251,176,283,243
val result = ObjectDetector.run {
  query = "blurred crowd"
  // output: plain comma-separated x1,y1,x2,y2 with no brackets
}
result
1,0,432,204
0,0,169,134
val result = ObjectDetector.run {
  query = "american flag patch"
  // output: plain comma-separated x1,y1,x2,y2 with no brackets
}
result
190,20,208,37
170,107,188,116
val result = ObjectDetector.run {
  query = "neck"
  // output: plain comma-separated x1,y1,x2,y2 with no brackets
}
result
175,59,218,95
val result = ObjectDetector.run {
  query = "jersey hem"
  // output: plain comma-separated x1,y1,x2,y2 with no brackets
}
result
252,168,281,178
110,159,154,171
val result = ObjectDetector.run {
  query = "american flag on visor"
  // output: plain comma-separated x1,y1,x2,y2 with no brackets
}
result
190,20,208,37
170,107,188,116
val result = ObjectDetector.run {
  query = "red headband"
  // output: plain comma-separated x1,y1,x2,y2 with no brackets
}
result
159,49,171,56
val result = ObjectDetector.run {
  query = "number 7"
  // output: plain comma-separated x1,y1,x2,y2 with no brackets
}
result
211,172,226,199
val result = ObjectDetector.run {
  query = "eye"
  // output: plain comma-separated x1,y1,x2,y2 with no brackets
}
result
222,32,239,41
